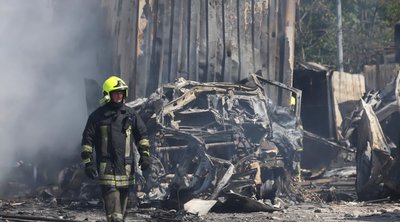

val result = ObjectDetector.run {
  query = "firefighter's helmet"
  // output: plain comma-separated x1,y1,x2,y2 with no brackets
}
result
99,76,128,104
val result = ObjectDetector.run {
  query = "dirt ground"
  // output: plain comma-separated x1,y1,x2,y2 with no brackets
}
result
1,174,398,222
2,198,400,222
203,202,400,222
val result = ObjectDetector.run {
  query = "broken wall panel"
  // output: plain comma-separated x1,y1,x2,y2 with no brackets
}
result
294,64,363,169
101,0,297,105
338,72,400,201
293,66,334,170
294,68,331,137
363,64,400,91
331,71,365,140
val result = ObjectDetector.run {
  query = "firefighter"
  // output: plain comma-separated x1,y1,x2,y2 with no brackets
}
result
290,93,302,180
81,76,151,222
290,95,296,113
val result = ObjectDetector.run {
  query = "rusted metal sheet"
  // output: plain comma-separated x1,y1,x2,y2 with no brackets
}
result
363,64,400,91
101,0,297,105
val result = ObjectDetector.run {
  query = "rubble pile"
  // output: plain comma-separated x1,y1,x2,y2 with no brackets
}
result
341,72,400,201
127,74,303,212
1,74,305,216
0,198,200,222
295,166,357,203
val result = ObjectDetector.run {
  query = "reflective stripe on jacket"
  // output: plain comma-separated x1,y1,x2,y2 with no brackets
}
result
81,103,149,187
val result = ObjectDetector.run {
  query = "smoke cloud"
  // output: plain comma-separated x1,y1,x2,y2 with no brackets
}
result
0,0,111,189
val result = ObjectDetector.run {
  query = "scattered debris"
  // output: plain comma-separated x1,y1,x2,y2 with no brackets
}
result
342,71,400,201
210,191,282,213
6,70,386,217
0,213,79,222
127,74,303,213
184,199,217,216
323,166,356,178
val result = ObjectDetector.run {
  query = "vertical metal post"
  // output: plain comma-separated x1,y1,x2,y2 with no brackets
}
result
326,72,334,139
337,0,344,73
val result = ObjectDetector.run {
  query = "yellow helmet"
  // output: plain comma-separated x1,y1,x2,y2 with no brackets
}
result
99,76,128,104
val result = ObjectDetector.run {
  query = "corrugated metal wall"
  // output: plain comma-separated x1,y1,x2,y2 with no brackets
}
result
101,0,296,104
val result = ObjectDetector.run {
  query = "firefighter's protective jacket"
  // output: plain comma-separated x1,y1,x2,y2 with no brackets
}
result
81,103,149,187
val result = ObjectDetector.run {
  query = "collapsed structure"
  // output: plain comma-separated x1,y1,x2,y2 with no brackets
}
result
126,74,303,212
341,72,400,201
2,74,304,214
7,68,400,217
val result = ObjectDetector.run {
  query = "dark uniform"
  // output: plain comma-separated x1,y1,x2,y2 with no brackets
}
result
81,76,150,222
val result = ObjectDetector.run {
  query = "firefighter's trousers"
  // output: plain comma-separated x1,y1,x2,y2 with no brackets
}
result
102,187,129,222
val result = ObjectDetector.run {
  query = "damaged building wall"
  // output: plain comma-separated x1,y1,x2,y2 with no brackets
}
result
293,64,365,141
363,64,400,91
341,72,400,200
100,0,297,105
294,63,364,169
330,71,365,140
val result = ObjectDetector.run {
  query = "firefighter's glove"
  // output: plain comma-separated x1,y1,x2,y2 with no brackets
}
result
84,163,98,179
139,155,151,171
139,139,151,171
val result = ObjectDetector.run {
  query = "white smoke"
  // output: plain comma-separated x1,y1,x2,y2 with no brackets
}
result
0,0,110,188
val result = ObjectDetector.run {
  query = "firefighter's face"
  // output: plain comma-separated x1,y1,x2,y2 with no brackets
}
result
110,90,124,103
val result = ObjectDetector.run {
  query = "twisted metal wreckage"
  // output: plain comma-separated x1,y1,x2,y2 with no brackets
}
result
2,74,304,215
125,74,303,213
55,70,400,212
342,71,400,201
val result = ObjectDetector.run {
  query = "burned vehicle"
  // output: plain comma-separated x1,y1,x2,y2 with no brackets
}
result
128,74,303,211
342,72,400,201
